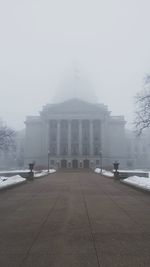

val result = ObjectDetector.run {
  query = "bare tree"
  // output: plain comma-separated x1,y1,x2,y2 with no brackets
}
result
0,126,16,152
135,74,150,135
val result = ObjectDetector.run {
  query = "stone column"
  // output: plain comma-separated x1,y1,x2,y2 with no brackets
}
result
57,120,60,156
68,120,71,156
40,120,50,166
100,120,105,153
99,121,102,151
43,121,49,154
90,120,93,156
79,120,82,155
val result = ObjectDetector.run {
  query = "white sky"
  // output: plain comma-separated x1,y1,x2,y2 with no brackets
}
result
0,0,150,130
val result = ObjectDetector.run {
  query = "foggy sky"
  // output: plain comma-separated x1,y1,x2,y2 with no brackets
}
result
0,0,150,130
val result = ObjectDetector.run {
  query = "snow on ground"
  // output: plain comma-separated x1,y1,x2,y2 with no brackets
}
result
0,168,56,190
95,167,150,191
0,175,26,190
94,168,114,177
45,169,56,174
34,169,56,178
122,176,150,191
34,171,48,178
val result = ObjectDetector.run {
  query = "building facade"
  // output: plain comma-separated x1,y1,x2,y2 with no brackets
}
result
25,98,127,169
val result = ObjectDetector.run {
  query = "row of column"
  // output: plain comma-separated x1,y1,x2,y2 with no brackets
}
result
50,120,98,156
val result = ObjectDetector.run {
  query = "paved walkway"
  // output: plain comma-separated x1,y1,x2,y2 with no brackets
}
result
0,172,150,267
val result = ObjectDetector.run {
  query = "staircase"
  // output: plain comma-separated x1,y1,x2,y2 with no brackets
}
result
58,168,92,173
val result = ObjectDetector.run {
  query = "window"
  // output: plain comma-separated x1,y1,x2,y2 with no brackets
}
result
83,144,89,155
51,146,56,155
50,160,55,165
96,160,99,165
71,144,78,155
80,162,82,168
61,144,68,155
94,146,99,155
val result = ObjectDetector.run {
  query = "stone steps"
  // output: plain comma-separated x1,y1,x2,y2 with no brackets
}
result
58,168,92,173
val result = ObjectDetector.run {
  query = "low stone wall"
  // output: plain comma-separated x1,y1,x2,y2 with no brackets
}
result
118,171,149,179
0,172,30,178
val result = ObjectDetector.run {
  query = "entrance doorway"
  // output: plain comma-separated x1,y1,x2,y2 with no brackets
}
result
61,159,67,168
72,159,78,168
83,159,89,168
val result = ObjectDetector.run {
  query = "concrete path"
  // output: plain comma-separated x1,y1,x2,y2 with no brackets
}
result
0,172,150,267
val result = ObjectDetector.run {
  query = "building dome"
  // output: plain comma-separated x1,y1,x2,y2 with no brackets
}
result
53,68,97,103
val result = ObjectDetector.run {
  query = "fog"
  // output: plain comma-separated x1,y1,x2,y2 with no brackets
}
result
0,0,150,130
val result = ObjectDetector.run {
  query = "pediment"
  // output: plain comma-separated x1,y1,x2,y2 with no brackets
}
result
41,98,109,115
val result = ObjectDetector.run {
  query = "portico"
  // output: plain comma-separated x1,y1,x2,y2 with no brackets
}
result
47,118,101,168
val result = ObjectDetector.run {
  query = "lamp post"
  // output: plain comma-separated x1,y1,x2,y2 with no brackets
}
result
113,161,119,179
28,162,35,180
48,150,50,172
99,150,102,173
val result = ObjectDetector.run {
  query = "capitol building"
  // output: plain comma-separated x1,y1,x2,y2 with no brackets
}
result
25,98,127,169
24,72,150,170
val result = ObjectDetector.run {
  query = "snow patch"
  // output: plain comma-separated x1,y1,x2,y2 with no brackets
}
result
47,169,56,174
34,169,56,178
122,176,150,191
0,175,26,190
94,168,113,177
